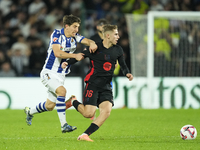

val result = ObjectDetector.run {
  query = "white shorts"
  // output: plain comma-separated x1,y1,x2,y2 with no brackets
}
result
40,70,65,103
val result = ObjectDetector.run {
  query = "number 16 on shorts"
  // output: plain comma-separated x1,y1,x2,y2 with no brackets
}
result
86,90,93,97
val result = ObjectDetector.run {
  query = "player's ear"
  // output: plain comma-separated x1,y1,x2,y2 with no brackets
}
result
107,33,110,39
65,24,69,28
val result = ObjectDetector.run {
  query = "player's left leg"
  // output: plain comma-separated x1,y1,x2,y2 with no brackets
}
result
77,101,112,142
93,101,112,127
55,86,77,133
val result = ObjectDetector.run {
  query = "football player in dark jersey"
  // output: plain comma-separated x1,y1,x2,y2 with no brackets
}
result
63,24,133,141
90,19,108,43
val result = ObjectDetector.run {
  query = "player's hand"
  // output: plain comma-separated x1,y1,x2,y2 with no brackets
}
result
75,53,84,61
115,63,119,68
89,43,98,53
126,73,133,81
61,62,68,69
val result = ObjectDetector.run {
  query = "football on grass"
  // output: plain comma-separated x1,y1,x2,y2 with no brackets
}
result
180,125,197,140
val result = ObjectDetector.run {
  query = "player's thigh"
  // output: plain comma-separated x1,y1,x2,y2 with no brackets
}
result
41,72,64,94
46,90,57,103
97,89,114,107
84,105,97,116
99,101,112,114
83,83,98,106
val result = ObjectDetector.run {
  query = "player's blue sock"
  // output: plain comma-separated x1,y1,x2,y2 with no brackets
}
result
56,96,67,126
30,101,48,115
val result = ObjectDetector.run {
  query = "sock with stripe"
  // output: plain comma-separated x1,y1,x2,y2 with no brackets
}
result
30,101,48,115
72,100,81,111
56,96,67,127
84,123,99,136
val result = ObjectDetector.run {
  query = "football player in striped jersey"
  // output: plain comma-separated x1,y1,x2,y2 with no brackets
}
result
24,14,97,133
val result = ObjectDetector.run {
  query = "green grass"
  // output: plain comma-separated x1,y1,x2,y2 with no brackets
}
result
0,109,200,150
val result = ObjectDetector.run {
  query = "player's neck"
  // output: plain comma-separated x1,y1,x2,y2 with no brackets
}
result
103,39,113,49
98,32,103,40
64,29,71,37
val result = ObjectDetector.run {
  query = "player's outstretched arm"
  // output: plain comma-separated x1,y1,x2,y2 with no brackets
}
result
81,38,97,53
126,73,133,81
75,53,85,61
52,44,84,60
61,53,85,69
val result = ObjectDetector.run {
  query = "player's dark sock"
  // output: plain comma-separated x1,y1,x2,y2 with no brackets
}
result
72,100,81,111
84,123,99,136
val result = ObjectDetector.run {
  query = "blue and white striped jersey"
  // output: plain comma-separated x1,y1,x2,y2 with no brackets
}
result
41,28,85,75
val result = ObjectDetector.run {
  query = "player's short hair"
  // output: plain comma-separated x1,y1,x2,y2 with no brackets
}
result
103,24,118,33
97,19,108,26
63,14,81,27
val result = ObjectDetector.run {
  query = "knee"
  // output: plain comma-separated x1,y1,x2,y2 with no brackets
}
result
83,112,95,118
102,110,111,118
56,87,66,96
105,111,111,118
45,103,55,111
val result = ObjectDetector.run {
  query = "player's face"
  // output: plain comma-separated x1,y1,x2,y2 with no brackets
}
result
65,22,80,37
97,25,104,32
110,29,119,45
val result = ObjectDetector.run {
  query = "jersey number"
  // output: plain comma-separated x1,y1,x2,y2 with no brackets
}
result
86,90,93,97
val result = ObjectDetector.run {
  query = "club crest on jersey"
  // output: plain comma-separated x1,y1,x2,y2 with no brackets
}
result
71,38,75,44
60,46,63,50
45,73,51,80
53,37,58,42
103,62,112,71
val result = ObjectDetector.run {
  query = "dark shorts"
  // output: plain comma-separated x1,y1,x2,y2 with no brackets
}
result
83,83,114,107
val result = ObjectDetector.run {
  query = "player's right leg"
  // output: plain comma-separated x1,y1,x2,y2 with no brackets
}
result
69,83,97,118
65,95,97,118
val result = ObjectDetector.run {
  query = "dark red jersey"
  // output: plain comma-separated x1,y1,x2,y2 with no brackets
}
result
68,41,130,87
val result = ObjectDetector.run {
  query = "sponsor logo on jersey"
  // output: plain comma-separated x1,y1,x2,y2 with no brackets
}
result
103,62,112,71
53,37,58,42
104,54,111,60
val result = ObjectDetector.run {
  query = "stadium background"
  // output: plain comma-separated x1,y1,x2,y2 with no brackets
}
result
1,0,200,109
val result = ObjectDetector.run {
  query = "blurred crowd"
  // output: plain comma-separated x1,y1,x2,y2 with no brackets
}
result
0,0,200,77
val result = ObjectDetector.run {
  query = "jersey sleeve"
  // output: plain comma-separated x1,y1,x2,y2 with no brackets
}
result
67,48,90,65
117,46,130,76
66,58,78,65
75,33,85,43
82,48,90,57
51,29,61,44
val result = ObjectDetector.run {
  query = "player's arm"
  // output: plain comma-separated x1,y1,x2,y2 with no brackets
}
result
61,59,78,69
118,52,133,81
52,44,84,61
81,38,97,53
62,49,90,69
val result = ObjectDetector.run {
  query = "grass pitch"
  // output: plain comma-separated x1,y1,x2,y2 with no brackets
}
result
0,108,199,150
